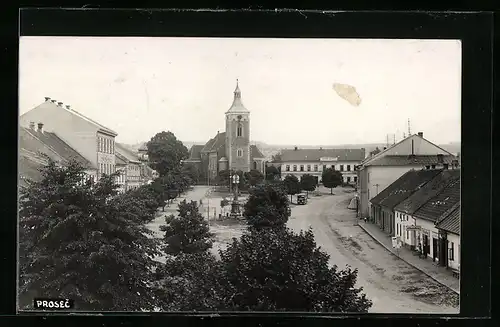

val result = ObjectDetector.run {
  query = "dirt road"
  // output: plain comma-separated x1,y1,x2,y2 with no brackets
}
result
287,187,459,314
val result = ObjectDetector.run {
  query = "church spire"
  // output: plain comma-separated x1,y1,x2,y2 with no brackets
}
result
234,79,241,99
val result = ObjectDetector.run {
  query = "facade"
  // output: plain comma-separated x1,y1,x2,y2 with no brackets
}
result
279,148,365,185
435,204,461,270
370,169,442,235
20,97,118,180
115,143,143,191
357,132,456,218
19,125,97,187
115,153,128,193
184,81,266,182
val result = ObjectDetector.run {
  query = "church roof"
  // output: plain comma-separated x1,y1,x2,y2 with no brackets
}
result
201,132,226,156
226,80,249,114
250,145,265,159
188,144,204,160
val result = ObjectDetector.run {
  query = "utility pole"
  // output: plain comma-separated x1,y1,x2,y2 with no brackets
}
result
393,134,396,145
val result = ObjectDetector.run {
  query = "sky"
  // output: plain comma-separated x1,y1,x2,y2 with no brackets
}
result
19,37,461,146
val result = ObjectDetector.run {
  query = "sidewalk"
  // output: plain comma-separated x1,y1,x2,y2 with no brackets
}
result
358,220,460,294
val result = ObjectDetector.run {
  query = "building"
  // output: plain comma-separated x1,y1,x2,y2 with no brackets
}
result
357,132,456,219
115,143,143,191
136,143,159,184
394,169,460,251
19,97,118,180
19,125,96,187
411,175,460,266
115,153,128,193
369,169,442,235
279,147,365,185
435,203,460,271
184,81,266,182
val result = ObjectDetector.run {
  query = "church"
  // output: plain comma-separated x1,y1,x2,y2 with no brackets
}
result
184,80,266,182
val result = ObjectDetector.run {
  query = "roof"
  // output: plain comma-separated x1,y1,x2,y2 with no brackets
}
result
394,169,461,214
413,175,461,222
115,152,128,165
201,132,226,155
141,164,156,178
435,204,460,235
280,148,366,162
115,143,140,163
188,144,204,160
367,154,456,167
370,169,442,210
19,127,94,169
18,155,44,187
226,80,249,114
250,144,265,159
138,143,148,151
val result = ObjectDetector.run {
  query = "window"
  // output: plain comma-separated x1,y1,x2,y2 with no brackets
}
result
347,165,351,171
425,165,430,170
237,124,242,137
347,176,351,183
431,164,436,169
340,165,344,171
300,165,304,172
323,165,327,171
314,165,318,171
111,140,114,154
406,230,409,239
331,165,336,170
293,165,297,172
307,165,311,171
449,241,455,261
237,149,243,157
354,176,357,183
443,163,449,169
368,172,370,183
286,165,290,171
97,138,101,152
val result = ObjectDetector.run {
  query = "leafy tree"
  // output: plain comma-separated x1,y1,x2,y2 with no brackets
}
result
245,169,265,188
300,174,317,198
271,152,282,163
147,131,188,177
218,227,372,312
216,169,231,187
220,198,230,216
283,174,302,202
322,168,343,194
18,160,160,311
181,164,200,185
160,200,214,256
265,165,281,181
243,183,290,229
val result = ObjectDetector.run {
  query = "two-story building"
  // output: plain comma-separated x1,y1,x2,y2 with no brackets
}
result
279,147,365,185
19,97,118,181
116,143,143,191
357,132,456,219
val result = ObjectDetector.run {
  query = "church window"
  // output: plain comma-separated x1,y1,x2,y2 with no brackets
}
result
237,149,243,157
237,124,243,137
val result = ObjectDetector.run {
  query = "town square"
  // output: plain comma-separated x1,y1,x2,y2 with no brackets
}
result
18,37,461,313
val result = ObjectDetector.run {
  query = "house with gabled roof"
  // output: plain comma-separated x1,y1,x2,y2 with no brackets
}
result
184,81,266,183
393,169,460,257
357,132,457,219
20,97,118,181
369,168,442,236
279,147,365,185
435,202,460,271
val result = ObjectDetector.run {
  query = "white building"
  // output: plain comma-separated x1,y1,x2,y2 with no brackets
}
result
357,132,457,219
279,147,365,185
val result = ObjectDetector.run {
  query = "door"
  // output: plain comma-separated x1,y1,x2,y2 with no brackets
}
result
423,234,429,256
438,234,448,267
432,238,438,261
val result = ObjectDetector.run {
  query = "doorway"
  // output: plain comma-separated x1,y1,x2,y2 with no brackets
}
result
432,238,438,262
422,234,430,257
438,234,448,267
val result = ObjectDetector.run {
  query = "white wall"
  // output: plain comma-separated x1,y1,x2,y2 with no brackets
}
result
281,160,361,183
447,233,460,270
395,210,418,247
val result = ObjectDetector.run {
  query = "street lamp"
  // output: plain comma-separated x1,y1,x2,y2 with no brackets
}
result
230,173,241,218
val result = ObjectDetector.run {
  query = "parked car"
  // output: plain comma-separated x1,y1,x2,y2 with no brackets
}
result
297,193,308,205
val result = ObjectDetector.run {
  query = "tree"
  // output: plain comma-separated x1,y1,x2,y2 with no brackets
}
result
218,227,372,312
300,174,317,198
181,164,200,185
220,198,230,216
271,152,282,163
265,165,281,181
160,200,214,256
245,169,265,188
216,169,231,187
18,160,160,311
243,183,290,229
147,131,189,177
283,174,301,203
322,168,343,194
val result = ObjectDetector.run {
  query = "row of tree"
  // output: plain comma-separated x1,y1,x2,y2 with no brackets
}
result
281,168,344,202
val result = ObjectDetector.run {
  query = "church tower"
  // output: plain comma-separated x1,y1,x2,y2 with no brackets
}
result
225,80,251,172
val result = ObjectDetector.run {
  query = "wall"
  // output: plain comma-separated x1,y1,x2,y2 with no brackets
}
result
20,102,102,167
446,233,460,270
126,162,142,190
97,131,116,178
395,210,417,248
280,160,361,184
416,218,440,262
226,113,250,172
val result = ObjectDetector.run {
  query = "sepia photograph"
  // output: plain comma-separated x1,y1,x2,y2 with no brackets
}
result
18,36,461,314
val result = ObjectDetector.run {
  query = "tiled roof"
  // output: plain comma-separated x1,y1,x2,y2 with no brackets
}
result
187,144,204,160
19,127,93,169
367,154,456,167
18,155,44,187
250,145,265,159
280,148,365,162
201,132,226,155
370,169,442,209
435,204,460,235
414,175,461,222
394,169,460,214
226,81,249,113
116,143,140,163
115,152,128,165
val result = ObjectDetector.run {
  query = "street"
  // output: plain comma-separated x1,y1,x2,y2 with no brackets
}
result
287,186,459,313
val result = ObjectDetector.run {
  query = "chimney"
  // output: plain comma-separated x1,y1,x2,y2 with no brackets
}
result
383,147,387,150
294,146,298,151
57,102,63,107
29,122,35,130
66,105,71,109
37,123,44,133
437,154,444,163
418,132,423,138
44,97,51,102
51,99,57,103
